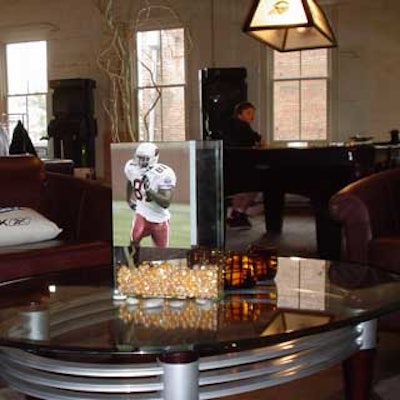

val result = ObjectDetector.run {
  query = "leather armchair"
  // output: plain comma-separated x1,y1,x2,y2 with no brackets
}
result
0,155,112,281
329,167,400,274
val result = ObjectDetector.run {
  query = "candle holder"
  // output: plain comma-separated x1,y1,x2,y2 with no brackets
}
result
223,252,257,289
247,244,278,281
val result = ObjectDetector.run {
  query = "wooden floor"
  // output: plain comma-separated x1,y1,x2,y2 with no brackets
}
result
217,324,400,400
225,204,318,258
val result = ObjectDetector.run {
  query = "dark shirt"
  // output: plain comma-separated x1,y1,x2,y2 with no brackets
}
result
222,117,261,147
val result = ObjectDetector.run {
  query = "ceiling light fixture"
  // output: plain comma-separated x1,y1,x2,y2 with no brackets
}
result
243,0,337,52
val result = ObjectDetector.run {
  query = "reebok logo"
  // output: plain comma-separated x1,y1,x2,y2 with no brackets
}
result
0,217,31,227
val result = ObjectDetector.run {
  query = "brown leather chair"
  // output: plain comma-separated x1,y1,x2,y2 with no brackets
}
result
0,155,112,281
329,167,400,274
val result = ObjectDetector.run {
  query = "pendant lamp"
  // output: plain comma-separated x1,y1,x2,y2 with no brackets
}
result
243,0,337,52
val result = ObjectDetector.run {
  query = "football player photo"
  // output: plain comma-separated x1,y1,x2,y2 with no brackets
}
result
124,142,176,249
111,141,195,256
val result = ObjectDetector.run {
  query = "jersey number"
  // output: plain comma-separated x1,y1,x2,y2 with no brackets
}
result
153,164,167,174
133,178,151,202
132,165,167,201
133,178,145,200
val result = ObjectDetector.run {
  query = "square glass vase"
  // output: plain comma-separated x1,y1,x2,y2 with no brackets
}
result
115,257,224,301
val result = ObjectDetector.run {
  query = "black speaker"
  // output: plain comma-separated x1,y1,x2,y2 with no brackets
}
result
50,78,96,118
200,67,247,140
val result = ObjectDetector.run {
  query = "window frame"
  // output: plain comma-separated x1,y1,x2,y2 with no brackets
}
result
135,27,187,142
5,40,48,152
268,48,333,146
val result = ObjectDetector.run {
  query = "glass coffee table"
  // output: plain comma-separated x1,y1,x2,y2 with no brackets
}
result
0,256,399,400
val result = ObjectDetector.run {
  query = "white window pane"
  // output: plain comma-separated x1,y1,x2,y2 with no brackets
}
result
137,28,185,87
161,87,185,140
272,49,329,142
7,96,27,125
274,51,300,79
274,81,300,141
301,49,328,78
161,29,185,85
6,41,47,94
6,40,48,149
301,80,327,140
136,27,186,141
138,87,185,141
138,88,161,141
27,95,47,145
137,31,161,87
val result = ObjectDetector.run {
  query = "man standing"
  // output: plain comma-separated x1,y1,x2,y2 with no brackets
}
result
124,142,176,250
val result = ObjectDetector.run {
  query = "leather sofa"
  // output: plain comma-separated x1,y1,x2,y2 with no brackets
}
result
0,155,113,282
329,167,400,274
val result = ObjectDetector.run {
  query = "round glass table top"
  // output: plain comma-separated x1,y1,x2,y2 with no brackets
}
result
0,256,399,359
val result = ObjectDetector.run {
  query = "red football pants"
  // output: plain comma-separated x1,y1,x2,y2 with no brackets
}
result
130,213,170,248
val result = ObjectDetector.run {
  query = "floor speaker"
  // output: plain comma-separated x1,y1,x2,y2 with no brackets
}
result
49,79,96,167
50,79,96,118
200,67,247,140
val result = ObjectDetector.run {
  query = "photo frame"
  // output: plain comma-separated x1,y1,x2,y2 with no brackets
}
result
111,140,224,267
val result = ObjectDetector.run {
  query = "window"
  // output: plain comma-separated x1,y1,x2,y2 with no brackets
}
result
136,28,186,141
272,49,329,143
6,41,48,150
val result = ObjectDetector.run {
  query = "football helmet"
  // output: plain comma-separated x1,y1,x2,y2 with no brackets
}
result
135,142,159,169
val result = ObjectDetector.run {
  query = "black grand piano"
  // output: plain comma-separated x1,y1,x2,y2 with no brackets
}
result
223,144,397,259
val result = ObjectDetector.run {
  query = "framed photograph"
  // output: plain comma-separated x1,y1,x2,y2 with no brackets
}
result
111,140,224,266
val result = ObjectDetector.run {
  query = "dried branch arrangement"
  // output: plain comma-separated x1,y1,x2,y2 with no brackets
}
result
93,0,192,142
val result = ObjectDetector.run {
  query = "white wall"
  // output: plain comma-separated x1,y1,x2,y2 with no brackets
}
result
0,0,399,177
334,0,400,141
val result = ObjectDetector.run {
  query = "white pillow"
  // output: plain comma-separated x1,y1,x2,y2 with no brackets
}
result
0,207,62,247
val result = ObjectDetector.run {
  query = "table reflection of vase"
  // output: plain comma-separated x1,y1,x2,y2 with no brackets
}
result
275,257,327,311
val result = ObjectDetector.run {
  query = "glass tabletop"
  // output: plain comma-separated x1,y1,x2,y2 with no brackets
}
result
0,256,399,360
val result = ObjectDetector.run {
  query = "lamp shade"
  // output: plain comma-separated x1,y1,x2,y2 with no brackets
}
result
243,0,337,52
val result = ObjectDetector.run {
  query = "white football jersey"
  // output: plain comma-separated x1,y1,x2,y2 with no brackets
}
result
124,160,177,223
